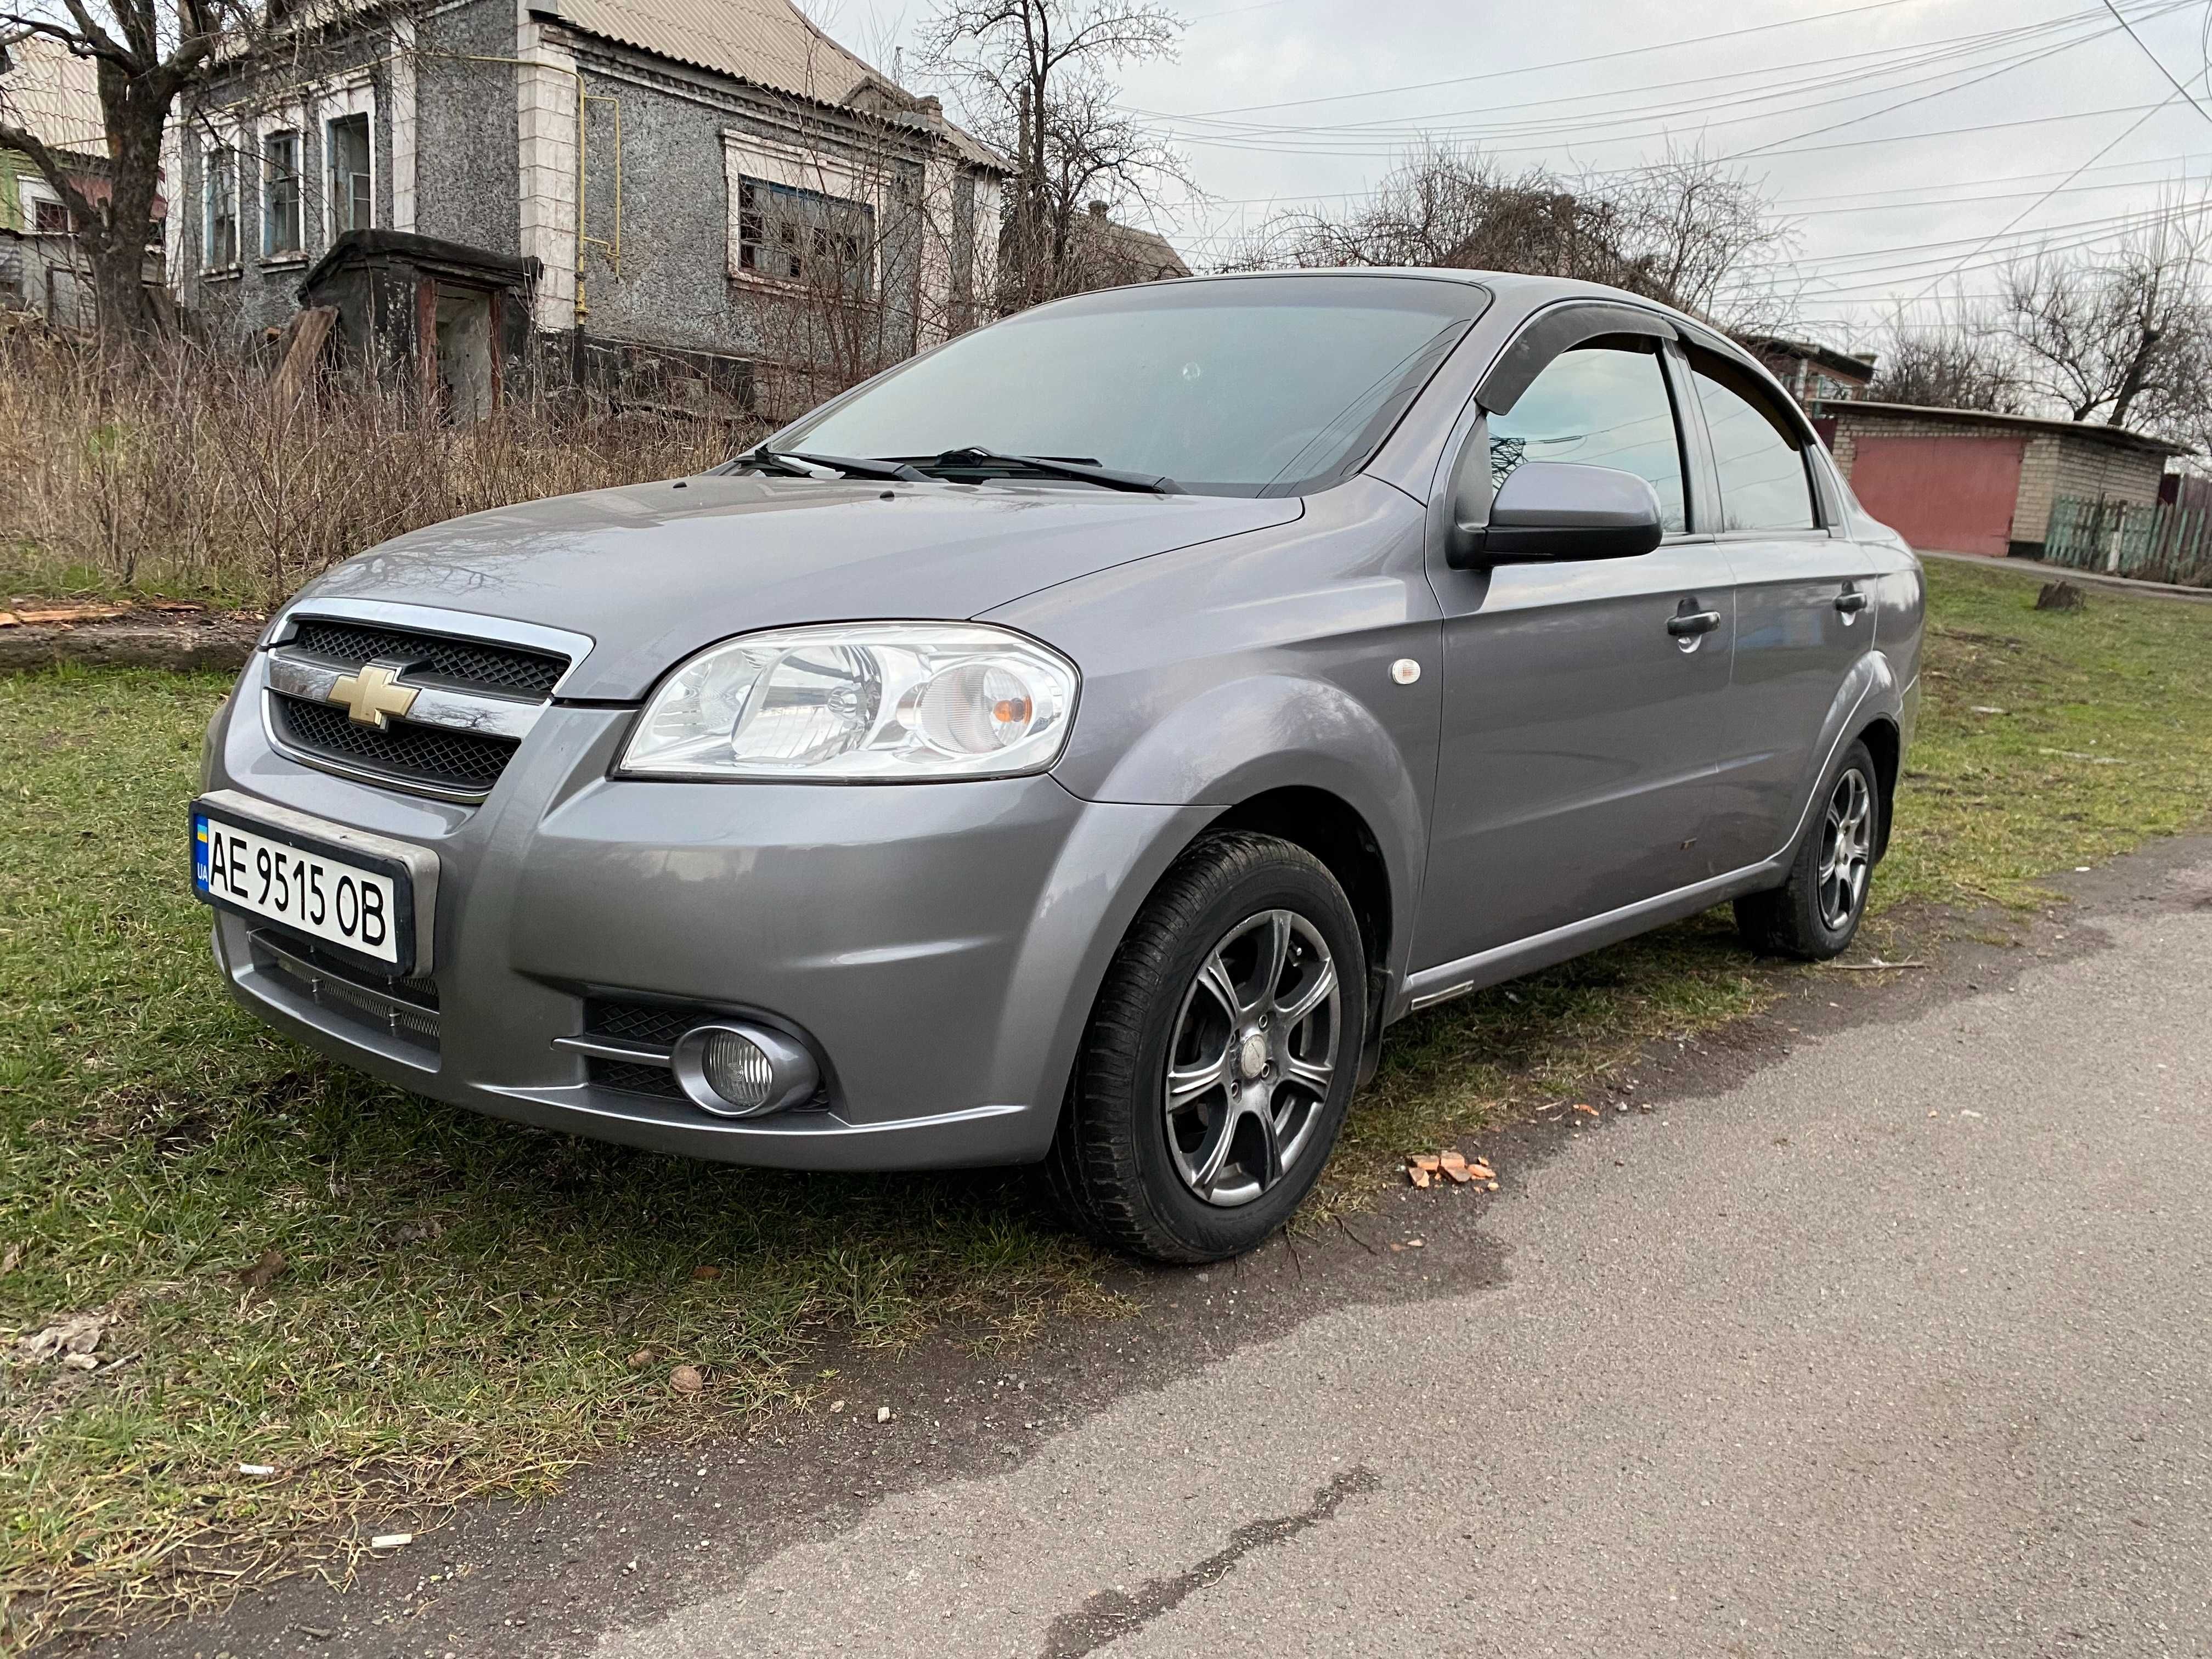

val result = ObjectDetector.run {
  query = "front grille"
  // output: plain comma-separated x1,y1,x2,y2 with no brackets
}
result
251,930,441,1054
289,618,568,698
272,693,518,794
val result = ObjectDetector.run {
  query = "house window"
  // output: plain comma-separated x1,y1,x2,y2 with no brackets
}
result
263,130,302,256
22,180,70,235
327,111,371,235
204,143,239,268
736,176,872,298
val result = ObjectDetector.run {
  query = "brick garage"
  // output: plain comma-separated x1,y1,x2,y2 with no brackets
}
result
1820,401,2186,559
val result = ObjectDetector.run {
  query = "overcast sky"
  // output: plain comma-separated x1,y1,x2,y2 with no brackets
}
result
808,0,2212,348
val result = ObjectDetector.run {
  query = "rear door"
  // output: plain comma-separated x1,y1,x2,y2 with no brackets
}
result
1681,345,1882,872
1414,329,1736,973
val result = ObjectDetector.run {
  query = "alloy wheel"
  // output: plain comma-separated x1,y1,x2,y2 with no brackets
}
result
1818,766,1874,933
1163,909,1342,1207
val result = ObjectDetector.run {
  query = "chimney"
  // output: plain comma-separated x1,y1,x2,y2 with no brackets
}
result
917,94,942,117
1087,201,1109,221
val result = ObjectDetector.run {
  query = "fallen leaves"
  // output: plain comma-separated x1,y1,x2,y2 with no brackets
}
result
1571,1102,1599,1117
1406,1152,1497,1189
669,1364,705,1396
689,1264,722,1282
15,1312,110,1368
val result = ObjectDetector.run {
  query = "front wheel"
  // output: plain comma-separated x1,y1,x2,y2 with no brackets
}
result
1734,738,1881,960
1048,831,1367,1263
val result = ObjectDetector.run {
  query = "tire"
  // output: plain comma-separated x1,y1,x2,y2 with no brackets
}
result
1047,831,1368,1264
1734,738,1881,961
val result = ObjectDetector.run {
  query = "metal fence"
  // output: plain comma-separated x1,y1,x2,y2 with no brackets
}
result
2043,495,2212,589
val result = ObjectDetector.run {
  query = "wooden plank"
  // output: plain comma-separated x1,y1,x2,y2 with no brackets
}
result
269,306,337,404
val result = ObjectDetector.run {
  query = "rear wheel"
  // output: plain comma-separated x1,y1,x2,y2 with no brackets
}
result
1048,831,1366,1263
1734,738,1879,960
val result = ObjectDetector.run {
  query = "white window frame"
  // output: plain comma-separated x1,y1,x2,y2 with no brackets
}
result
201,132,244,272
19,174,69,236
320,80,377,245
720,129,883,297
259,126,306,259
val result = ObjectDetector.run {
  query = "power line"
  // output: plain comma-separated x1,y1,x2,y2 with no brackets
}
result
1138,0,1939,120
2099,0,2212,125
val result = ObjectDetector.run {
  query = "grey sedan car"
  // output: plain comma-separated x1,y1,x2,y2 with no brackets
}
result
195,270,1922,1262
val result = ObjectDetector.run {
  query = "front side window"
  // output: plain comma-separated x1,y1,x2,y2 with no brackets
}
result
263,131,302,256
327,112,371,235
737,176,873,298
204,143,239,267
1487,337,1688,533
778,276,1481,498
1692,352,1818,533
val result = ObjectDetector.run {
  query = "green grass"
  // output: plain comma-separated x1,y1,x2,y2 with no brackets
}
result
3,557,2209,1646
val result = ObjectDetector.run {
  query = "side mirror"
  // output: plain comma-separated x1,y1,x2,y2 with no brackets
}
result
1447,461,1666,569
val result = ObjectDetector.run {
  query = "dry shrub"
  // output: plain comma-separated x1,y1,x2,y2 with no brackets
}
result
0,330,765,608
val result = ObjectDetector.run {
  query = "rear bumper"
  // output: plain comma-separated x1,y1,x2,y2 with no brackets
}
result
205,656,1206,1170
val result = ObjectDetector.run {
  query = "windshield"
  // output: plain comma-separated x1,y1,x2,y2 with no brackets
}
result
774,276,1487,498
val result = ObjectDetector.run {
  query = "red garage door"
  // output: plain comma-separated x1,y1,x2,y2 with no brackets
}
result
1847,435,2024,558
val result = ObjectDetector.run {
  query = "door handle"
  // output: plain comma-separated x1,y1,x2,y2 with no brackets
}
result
1667,610,1722,637
1835,589,1869,616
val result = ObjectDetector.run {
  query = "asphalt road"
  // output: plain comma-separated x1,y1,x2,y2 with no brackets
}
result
589,858,2212,1658
115,844,2212,1659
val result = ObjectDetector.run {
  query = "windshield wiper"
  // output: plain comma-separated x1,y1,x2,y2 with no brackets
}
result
915,446,1182,495
736,447,930,482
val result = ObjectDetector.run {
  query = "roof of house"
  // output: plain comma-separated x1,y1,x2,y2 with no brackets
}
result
1739,333,1878,382
1832,398,2191,458
532,0,1003,167
0,34,109,158
1069,204,1191,283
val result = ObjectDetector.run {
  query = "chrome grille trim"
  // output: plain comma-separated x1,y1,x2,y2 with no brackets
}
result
266,654,546,742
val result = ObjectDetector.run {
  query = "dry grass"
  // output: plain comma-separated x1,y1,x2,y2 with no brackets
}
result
0,331,761,608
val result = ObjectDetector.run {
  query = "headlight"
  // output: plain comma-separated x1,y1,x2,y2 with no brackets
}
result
619,622,1079,781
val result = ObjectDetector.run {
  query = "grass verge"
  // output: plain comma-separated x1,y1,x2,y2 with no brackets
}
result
3,556,2209,1646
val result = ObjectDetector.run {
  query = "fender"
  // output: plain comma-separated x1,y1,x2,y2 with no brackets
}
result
1773,647,1903,869
1068,670,1429,974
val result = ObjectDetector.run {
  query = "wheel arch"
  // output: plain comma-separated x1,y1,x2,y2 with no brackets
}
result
1855,714,1902,864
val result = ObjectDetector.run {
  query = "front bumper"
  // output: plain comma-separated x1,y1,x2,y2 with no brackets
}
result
205,654,1207,1170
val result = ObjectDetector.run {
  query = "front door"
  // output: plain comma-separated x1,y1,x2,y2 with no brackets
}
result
1679,346,1881,872
1415,334,1736,973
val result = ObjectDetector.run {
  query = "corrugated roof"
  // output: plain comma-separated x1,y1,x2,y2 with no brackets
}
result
1836,399,2191,458
538,0,883,106
0,35,109,157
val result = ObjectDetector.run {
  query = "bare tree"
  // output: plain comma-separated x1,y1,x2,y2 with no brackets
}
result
1222,144,1791,328
919,0,1188,307
1866,320,2026,413
1604,147,1797,328
1996,202,2212,430
0,0,235,335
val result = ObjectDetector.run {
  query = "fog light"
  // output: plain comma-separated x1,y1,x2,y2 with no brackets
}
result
702,1030,772,1110
670,1021,819,1118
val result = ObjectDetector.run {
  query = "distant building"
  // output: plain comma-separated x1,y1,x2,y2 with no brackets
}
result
172,0,1007,416
1739,334,1877,414
0,36,167,326
1825,400,2187,560
1060,201,1192,291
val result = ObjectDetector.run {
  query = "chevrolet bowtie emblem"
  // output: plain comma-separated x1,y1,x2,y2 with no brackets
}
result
329,661,420,730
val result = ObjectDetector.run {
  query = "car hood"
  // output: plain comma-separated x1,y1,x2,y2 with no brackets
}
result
285,476,1304,699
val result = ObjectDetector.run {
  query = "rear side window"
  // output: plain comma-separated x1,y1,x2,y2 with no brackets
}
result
1488,338,1687,533
1690,353,1818,533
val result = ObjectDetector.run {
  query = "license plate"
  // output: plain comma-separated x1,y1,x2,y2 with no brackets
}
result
194,807,415,971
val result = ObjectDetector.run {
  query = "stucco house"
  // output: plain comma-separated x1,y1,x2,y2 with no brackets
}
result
171,0,1006,415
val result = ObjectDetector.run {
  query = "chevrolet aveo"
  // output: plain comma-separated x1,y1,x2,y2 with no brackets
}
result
195,270,1923,1262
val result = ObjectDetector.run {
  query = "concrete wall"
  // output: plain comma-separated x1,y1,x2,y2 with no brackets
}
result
1830,413,2169,554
